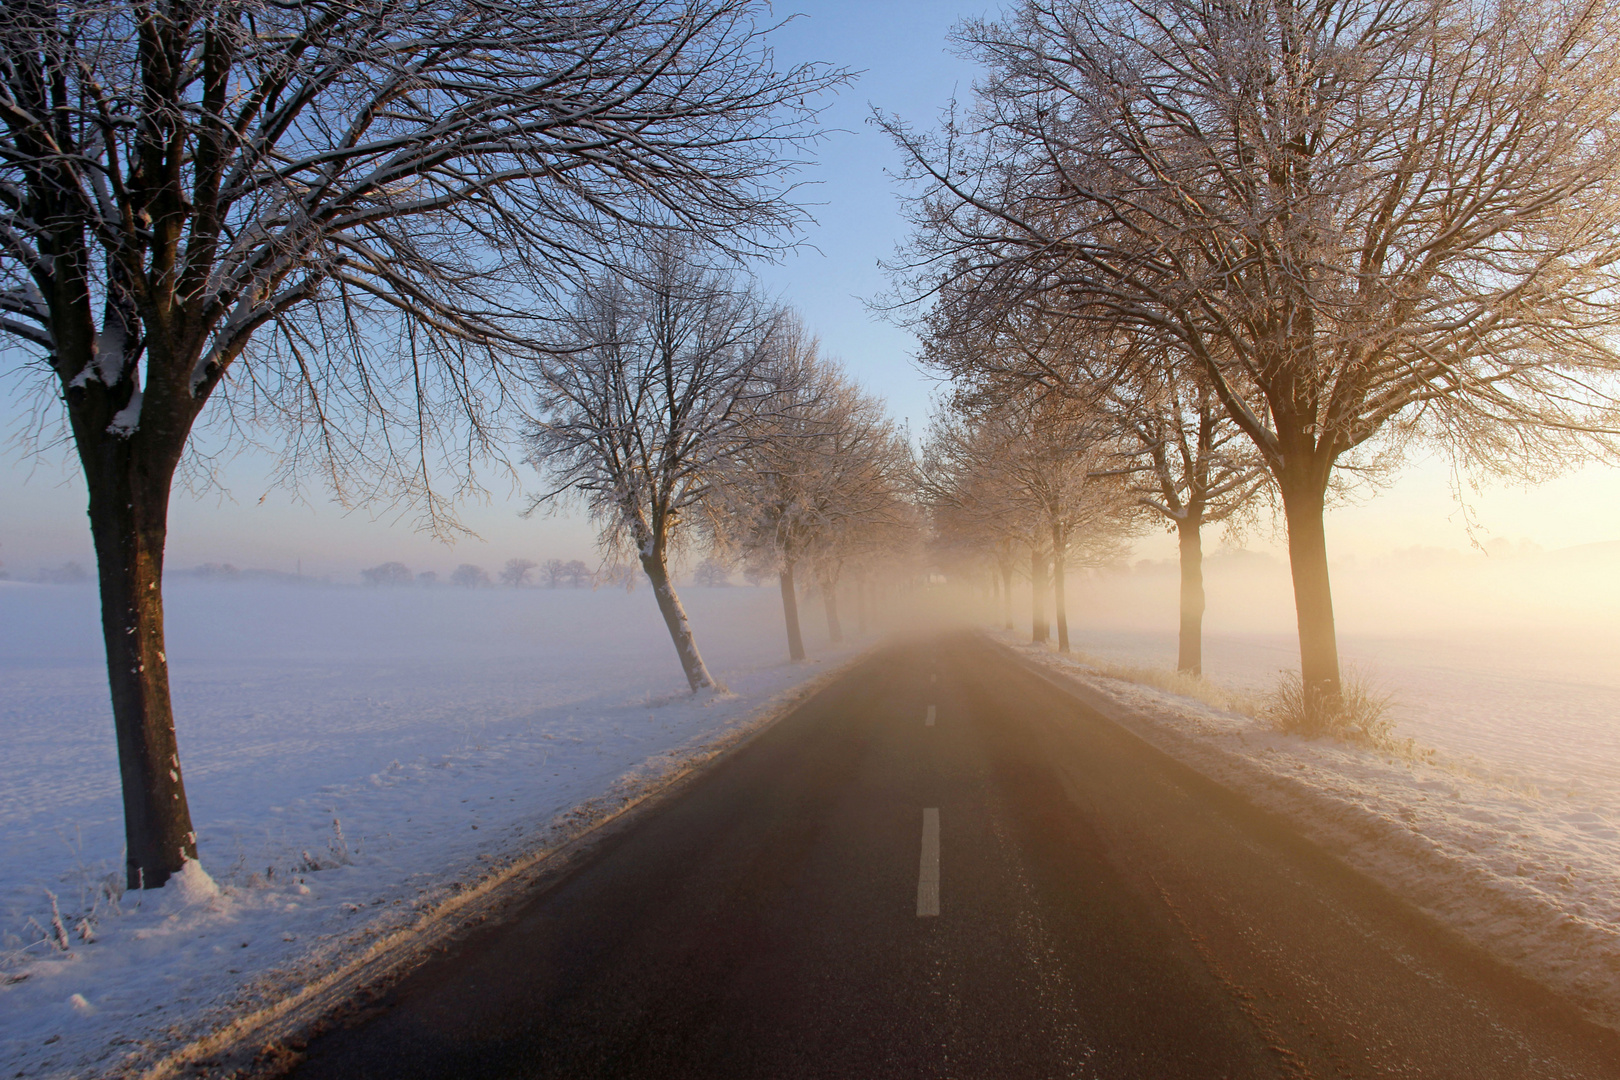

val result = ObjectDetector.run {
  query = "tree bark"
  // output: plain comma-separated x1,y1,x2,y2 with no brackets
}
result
1176,515,1207,675
79,433,197,891
1000,560,1014,629
640,549,718,691
1051,521,1069,653
779,561,806,661
820,574,843,644
1030,544,1049,644
1279,472,1342,705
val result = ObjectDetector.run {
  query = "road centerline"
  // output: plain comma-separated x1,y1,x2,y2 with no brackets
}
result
918,808,941,917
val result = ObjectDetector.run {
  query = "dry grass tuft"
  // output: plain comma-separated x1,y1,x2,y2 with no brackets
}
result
1262,666,1399,749
1070,652,1266,718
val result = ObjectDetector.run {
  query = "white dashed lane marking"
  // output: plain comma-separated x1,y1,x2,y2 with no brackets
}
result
917,808,940,917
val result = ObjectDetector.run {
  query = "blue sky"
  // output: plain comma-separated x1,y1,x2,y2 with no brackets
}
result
3,0,1617,580
0,0,996,579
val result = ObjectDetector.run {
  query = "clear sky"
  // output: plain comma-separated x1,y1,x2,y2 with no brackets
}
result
3,0,1619,581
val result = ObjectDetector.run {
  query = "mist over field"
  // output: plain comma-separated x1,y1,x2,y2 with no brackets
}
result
986,541,1620,805
1074,540,1620,675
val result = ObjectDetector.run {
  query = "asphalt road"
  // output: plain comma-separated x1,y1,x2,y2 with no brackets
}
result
289,634,1620,1079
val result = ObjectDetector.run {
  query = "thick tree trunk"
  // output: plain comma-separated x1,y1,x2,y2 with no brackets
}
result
1000,561,1014,629
1030,545,1049,644
640,550,718,691
1051,522,1069,653
820,575,843,644
779,561,806,662
1176,515,1206,675
81,440,197,890
1279,473,1342,704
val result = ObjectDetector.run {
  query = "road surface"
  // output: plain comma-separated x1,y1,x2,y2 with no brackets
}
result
289,633,1620,1079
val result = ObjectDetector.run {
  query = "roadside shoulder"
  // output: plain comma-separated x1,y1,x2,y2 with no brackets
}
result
988,631,1620,1035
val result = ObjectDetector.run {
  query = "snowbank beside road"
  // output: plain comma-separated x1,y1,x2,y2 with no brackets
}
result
0,581,863,1079
1000,631,1620,1032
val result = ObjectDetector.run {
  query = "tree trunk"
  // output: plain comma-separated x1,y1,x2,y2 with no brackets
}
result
1030,544,1049,644
1001,561,1014,629
640,550,719,691
1051,521,1069,653
779,561,806,662
1176,515,1206,675
81,439,197,891
821,574,843,644
855,574,868,636
1279,472,1342,704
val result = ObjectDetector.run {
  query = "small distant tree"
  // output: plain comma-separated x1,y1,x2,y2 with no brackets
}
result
528,241,783,690
451,564,492,589
593,562,640,591
417,571,439,586
33,561,90,584
693,557,734,587
539,559,567,588
563,560,594,588
500,559,539,588
361,562,413,587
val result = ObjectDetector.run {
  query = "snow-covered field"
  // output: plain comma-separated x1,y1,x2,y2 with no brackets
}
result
0,580,861,1079
1003,542,1620,1028
5,542,1617,1074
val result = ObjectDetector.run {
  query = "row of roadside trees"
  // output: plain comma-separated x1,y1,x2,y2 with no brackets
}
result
525,239,919,690
896,0,1620,716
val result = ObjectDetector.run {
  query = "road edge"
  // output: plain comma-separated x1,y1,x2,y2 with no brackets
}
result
134,645,883,1080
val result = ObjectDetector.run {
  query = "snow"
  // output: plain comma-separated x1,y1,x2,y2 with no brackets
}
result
999,543,1620,1030
0,579,858,1079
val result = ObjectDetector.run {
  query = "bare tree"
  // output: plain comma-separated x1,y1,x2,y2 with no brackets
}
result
527,240,783,690
925,389,1135,650
920,406,1030,630
886,0,1620,706
500,558,538,588
693,556,734,587
563,559,593,588
593,562,639,591
926,306,1267,672
1112,357,1269,673
360,561,412,586
722,319,914,657
0,0,840,886
451,563,491,588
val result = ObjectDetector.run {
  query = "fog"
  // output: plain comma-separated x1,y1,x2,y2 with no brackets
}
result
947,541,1620,808
1041,541,1620,690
